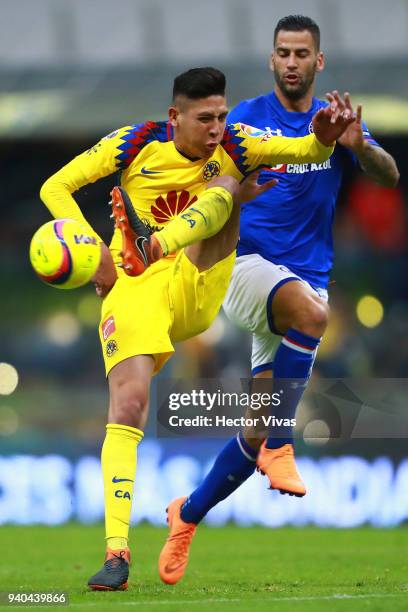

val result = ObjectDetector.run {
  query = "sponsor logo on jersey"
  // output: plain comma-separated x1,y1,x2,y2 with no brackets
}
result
106,339,118,357
112,476,134,483
151,191,198,223
102,129,119,140
260,126,283,141
268,159,332,174
241,125,284,142
239,123,268,138
269,163,287,173
308,121,314,134
203,160,221,181
102,316,116,341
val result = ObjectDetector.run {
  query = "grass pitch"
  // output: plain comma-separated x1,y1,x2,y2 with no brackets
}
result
0,525,407,611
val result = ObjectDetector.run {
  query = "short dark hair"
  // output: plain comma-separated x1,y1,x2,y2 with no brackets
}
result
274,15,320,50
172,67,226,102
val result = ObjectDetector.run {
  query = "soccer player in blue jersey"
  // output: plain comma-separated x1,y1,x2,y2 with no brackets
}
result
158,15,399,584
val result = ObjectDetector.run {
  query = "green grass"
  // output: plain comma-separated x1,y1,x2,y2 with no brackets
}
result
0,525,407,611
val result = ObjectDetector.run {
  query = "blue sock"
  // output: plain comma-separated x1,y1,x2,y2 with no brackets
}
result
180,434,257,524
266,328,320,449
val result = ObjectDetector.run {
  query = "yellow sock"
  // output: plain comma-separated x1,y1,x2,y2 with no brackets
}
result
154,186,233,255
107,536,128,550
101,423,144,550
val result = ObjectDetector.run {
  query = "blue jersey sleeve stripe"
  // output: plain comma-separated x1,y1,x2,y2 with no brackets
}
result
115,121,170,169
221,124,251,176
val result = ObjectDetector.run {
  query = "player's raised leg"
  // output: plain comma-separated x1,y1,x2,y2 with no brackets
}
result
111,171,277,277
87,355,154,591
111,182,236,276
160,171,277,273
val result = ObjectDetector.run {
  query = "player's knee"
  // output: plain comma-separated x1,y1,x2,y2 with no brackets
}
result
292,298,329,337
206,175,240,200
110,382,149,428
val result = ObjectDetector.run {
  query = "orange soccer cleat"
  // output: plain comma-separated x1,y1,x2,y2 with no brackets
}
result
87,547,131,591
158,497,197,585
110,186,162,276
256,442,306,497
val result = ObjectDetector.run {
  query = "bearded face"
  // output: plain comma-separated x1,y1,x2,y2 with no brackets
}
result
271,30,324,101
273,58,318,100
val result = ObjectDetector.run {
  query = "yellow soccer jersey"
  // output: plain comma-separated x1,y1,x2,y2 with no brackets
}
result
40,120,333,255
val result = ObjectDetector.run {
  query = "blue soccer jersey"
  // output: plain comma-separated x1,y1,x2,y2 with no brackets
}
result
228,92,379,288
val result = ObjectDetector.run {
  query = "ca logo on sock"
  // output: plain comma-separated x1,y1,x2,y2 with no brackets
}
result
115,490,131,500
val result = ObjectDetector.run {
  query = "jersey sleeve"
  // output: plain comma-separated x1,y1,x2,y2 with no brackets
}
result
39,125,142,238
222,123,334,176
361,120,380,148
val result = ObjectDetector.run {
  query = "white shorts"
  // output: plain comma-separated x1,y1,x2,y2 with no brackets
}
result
223,254,328,374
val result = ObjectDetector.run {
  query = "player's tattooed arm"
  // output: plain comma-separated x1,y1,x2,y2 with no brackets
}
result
332,93,399,188
354,143,399,188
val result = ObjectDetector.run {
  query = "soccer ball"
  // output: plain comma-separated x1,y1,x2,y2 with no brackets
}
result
29,219,101,289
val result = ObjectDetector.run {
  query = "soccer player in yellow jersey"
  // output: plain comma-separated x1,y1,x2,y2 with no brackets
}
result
40,67,354,590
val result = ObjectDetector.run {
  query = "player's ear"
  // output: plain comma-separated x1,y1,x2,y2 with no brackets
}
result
168,106,179,127
316,51,325,73
269,52,275,73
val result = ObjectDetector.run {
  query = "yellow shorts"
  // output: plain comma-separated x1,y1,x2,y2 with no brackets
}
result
99,249,236,375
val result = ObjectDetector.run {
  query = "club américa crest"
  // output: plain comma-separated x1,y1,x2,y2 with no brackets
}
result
203,160,221,181
106,339,118,357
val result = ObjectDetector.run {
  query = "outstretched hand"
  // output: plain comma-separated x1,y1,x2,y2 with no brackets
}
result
312,90,356,146
335,93,365,153
237,170,279,205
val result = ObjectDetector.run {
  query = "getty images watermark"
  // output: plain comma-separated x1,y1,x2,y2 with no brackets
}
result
155,378,408,440
166,388,294,430
156,379,297,438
